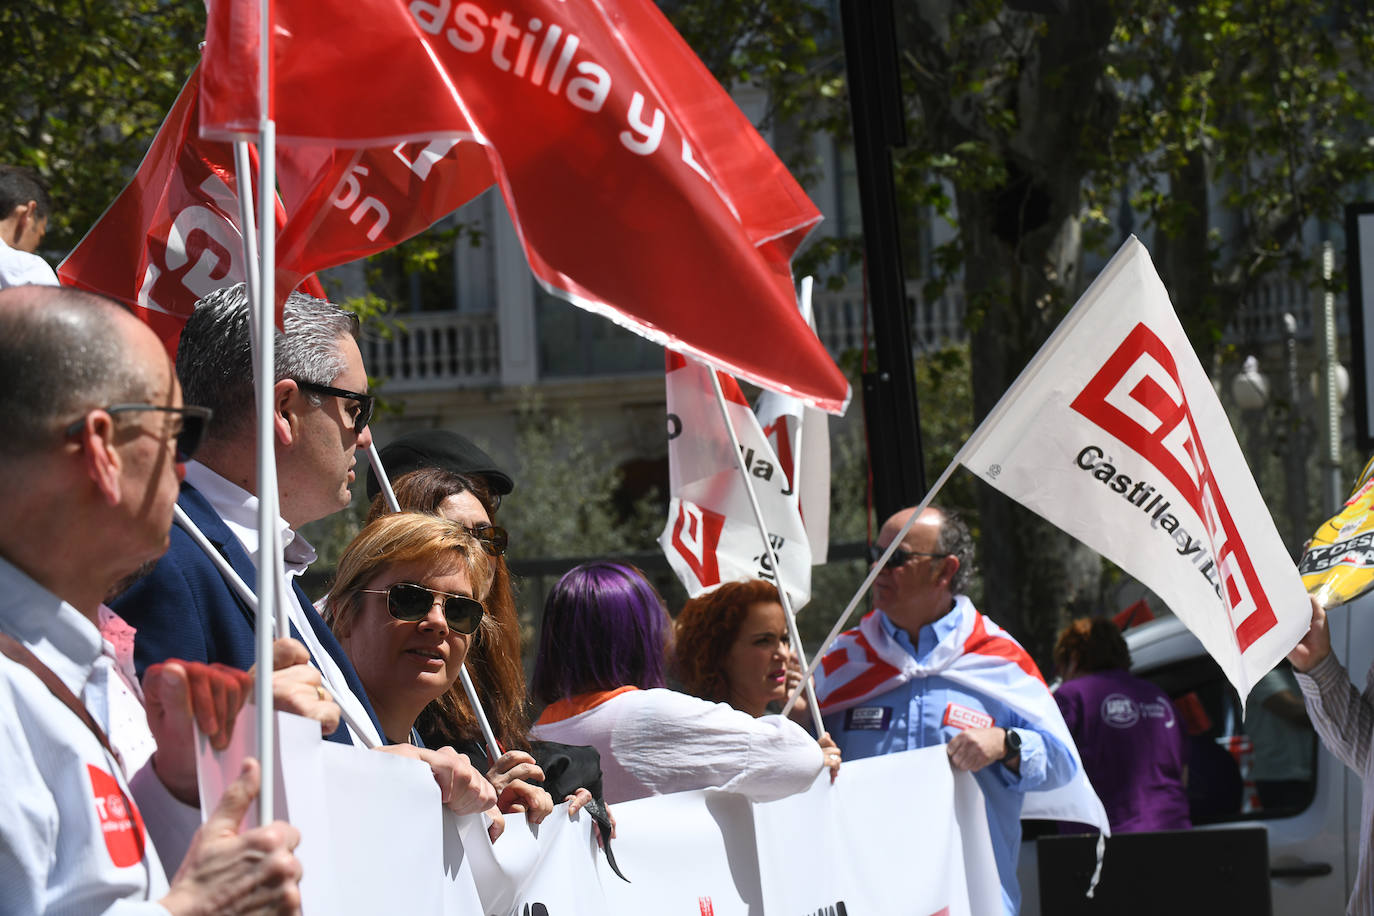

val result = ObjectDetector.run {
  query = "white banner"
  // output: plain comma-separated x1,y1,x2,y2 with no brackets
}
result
959,235,1308,701
660,351,813,609
197,716,1002,914
755,277,831,565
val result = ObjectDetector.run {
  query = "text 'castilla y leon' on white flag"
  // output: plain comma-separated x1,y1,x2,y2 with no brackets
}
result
659,352,814,611
959,235,1309,703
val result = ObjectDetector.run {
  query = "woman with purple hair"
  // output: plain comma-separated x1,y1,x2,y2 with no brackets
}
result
530,562,828,804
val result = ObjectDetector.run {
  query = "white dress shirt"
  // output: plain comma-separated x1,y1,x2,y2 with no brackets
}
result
0,555,172,914
0,236,59,289
183,462,381,746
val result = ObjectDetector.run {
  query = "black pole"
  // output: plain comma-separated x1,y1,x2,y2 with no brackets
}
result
841,0,926,524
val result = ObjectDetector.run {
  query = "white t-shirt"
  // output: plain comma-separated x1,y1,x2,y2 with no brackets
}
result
0,237,59,289
531,687,823,804
0,555,172,914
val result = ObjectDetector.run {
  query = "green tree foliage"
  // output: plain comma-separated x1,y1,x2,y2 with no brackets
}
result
891,0,1374,662
0,2,203,250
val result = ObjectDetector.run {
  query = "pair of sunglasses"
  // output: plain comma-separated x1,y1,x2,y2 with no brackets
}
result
865,544,948,571
65,404,213,462
359,582,484,634
296,380,375,434
468,524,508,557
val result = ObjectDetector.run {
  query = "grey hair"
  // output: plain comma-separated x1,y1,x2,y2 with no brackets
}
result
177,282,360,440
933,507,976,595
0,288,150,457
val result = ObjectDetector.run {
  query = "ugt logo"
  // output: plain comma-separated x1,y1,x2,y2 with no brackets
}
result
1070,322,1277,651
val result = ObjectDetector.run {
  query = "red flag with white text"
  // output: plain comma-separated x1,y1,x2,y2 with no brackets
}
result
196,0,849,413
659,351,813,609
57,66,324,355
958,236,1308,702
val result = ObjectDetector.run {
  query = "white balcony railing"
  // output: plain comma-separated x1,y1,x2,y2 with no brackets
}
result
363,311,500,391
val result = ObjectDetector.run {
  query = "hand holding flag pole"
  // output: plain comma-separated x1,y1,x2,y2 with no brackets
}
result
367,444,504,765
706,368,825,737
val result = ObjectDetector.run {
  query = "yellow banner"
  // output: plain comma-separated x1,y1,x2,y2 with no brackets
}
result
1300,455,1374,607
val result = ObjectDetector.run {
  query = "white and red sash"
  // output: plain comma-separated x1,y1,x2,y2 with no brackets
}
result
816,597,1109,832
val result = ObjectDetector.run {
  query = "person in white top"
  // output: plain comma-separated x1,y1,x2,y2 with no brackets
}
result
0,284,306,914
673,577,843,779
530,562,828,805
0,165,59,288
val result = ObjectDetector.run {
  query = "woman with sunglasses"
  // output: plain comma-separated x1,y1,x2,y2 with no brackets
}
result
530,563,829,804
674,579,842,780
365,469,604,827
324,511,553,824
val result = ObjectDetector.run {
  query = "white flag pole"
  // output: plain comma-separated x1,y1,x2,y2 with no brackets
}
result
707,367,825,736
366,444,504,763
252,0,279,825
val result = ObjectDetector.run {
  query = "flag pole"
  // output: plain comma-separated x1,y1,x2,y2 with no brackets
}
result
706,367,825,737
252,0,279,826
367,444,504,764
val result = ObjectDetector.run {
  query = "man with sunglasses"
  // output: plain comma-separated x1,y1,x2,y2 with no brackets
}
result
111,284,496,837
0,285,309,914
814,506,1081,915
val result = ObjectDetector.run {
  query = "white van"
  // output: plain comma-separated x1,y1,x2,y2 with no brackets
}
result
1017,595,1372,913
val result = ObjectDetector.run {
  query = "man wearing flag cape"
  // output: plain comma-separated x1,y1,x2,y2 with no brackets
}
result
815,505,1080,915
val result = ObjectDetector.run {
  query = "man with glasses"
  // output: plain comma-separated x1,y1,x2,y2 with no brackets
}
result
0,285,308,913
814,505,1079,915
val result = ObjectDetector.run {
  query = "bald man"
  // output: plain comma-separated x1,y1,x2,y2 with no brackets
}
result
814,506,1078,915
0,285,307,914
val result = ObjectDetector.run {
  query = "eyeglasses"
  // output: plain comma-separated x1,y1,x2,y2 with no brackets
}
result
866,544,948,571
358,582,484,634
295,380,374,434
468,524,508,557
65,404,213,462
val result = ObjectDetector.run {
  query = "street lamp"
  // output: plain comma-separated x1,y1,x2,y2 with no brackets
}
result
1232,355,1270,410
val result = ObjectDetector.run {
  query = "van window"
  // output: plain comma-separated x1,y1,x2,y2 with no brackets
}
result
1138,655,1317,823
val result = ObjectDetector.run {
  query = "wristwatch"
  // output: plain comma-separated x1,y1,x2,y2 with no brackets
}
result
1001,728,1022,763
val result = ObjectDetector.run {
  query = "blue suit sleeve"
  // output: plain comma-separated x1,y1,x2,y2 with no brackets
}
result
110,526,227,677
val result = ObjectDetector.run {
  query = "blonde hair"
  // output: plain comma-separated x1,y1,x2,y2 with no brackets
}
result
325,512,494,639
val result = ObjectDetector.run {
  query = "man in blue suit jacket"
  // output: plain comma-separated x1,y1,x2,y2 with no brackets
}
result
114,283,384,747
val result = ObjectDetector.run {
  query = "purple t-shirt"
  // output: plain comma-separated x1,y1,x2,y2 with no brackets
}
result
1055,668,1191,833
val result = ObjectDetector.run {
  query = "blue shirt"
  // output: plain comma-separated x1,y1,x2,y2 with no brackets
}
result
822,607,1076,915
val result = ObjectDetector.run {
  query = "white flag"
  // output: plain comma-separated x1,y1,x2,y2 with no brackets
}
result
659,351,812,609
959,235,1308,702
755,277,831,564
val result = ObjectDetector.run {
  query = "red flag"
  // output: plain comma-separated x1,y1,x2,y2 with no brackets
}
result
57,67,324,355
273,139,494,306
198,0,849,413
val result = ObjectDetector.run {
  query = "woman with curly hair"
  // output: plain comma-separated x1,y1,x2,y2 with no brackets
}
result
675,579,841,769
530,563,837,804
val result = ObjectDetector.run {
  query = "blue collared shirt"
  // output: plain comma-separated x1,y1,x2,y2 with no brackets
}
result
822,607,1075,915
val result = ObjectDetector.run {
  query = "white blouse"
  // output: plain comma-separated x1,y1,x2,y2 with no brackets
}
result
532,687,823,804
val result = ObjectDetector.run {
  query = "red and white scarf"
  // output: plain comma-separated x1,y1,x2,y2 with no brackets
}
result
816,597,1110,833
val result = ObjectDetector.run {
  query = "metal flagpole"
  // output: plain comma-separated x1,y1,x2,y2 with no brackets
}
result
366,444,504,763
705,367,825,737
252,0,279,826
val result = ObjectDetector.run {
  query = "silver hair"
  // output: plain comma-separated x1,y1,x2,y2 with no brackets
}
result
933,507,976,595
0,289,150,457
177,282,360,440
